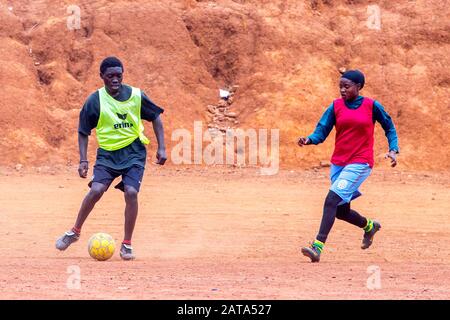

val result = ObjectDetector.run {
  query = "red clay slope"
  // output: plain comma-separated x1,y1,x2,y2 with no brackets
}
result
1,0,449,170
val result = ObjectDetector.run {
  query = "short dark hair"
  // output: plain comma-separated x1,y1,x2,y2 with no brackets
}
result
341,69,365,89
100,56,124,74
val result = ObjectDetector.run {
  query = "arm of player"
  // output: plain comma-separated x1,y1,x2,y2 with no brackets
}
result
152,115,167,165
373,101,399,167
297,103,335,147
140,91,166,165
78,133,89,178
77,92,100,178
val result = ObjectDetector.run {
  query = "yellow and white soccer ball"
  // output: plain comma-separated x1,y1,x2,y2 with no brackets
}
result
88,233,116,261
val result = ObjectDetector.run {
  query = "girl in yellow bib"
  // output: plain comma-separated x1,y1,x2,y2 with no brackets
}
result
56,57,167,260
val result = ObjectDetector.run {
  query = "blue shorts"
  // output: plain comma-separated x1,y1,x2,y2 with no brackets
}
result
88,164,145,192
330,163,372,205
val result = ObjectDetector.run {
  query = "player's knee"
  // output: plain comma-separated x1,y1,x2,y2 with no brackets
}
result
335,203,349,220
324,190,342,209
124,186,138,201
89,183,107,199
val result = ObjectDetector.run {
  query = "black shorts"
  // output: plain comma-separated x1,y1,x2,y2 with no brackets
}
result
88,164,145,192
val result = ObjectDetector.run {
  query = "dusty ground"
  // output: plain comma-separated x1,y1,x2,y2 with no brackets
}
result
0,165,449,300
1,0,448,301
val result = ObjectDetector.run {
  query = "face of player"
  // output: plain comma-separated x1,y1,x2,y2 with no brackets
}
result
339,78,360,101
100,67,123,95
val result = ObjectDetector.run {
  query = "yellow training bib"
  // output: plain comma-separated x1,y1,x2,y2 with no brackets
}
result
96,86,149,151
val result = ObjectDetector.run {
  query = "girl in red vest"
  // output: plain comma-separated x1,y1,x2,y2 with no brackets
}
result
298,70,399,262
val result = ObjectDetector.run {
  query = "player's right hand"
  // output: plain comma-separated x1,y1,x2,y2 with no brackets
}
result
78,161,89,178
297,137,310,147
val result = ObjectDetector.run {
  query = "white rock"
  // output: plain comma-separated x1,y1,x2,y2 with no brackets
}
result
219,89,230,99
320,160,331,167
225,112,237,118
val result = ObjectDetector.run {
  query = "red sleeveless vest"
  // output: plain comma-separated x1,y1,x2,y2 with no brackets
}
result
331,97,375,168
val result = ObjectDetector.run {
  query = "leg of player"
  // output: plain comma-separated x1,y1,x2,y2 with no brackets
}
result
74,182,108,229
336,202,366,227
120,185,138,260
56,182,108,251
336,202,381,249
301,190,342,262
316,190,343,243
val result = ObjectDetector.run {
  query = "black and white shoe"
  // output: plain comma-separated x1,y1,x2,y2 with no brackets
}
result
56,230,79,251
120,243,135,260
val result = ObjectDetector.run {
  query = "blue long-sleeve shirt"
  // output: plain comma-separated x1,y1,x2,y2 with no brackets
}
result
307,96,399,152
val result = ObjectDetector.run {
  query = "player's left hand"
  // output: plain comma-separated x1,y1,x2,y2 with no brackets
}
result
156,147,167,165
385,150,397,167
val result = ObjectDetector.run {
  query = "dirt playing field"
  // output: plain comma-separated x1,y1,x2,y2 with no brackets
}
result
1,165,448,300
1,0,449,302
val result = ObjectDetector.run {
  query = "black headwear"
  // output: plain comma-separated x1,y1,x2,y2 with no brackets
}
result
100,56,124,74
341,70,365,89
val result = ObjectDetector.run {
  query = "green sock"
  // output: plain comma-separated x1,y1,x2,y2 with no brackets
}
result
364,219,374,233
313,239,324,253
